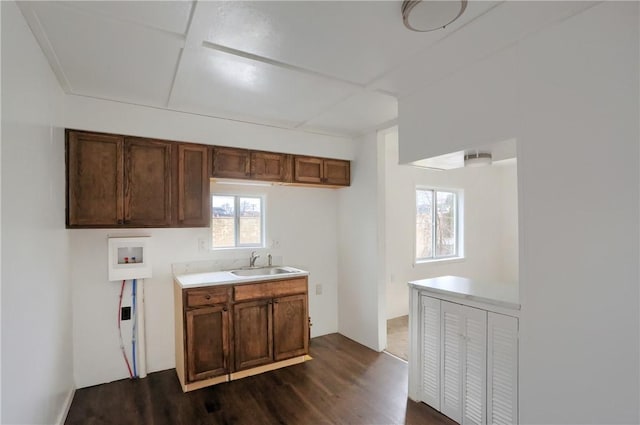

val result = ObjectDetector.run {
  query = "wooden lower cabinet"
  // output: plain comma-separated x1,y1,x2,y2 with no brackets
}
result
234,299,273,370
273,294,309,361
186,305,229,382
175,276,309,392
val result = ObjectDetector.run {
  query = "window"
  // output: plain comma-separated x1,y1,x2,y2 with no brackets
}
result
416,189,460,261
211,195,264,249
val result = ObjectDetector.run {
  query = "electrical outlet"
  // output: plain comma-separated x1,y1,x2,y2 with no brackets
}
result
315,284,322,295
121,306,131,321
198,238,207,252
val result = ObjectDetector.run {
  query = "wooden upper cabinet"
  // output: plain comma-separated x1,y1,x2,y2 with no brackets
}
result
273,294,309,361
178,144,210,227
212,147,250,179
251,151,290,182
186,305,230,382
293,156,323,184
67,130,124,227
293,156,350,186
124,137,172,226
323,159,350,186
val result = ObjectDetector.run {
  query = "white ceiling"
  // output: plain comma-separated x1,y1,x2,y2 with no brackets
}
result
18,0,500,137
18,1,596,139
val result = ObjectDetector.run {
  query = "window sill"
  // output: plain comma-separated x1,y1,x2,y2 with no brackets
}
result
414,257,465,266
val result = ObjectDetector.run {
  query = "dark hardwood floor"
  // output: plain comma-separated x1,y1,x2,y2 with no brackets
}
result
65,333,455,425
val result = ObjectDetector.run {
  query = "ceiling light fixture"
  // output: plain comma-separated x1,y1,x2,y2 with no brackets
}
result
464,152,492,167
401,0,468,32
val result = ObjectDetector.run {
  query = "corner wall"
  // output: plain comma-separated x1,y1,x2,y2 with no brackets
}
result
337,132,386,351
1,2,74,423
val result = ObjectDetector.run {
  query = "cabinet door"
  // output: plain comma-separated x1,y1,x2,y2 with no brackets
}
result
420,295,441,409
212,147,250,179
251,151,290,182
441,302,487,425
462,306,487,425
441,302,464,424
177,144,210,227
234,299,273,370
124,137,172,226
487,313,518,425
323,159,350,186
186,305,229,382
273,294,309,361
67,131,124,226
293,156,323,184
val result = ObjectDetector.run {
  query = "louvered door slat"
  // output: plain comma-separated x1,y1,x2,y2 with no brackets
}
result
420,296,441,409
487,313,518,425
462,307,487,425
441,303,463,424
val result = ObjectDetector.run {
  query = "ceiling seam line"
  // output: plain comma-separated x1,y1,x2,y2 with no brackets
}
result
166,1,200,108
201,40,367,90
18,4,74,94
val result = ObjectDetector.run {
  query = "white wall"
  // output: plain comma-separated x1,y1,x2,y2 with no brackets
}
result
384,131,518,320
65,97,350,388
1,1,74,423
337,132,386,351
399,2,639,423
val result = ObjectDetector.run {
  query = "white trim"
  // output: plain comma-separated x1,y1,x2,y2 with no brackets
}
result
55,387,76,425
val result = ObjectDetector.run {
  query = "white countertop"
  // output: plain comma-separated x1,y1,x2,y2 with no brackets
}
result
175,266,309,288
409,275,520,311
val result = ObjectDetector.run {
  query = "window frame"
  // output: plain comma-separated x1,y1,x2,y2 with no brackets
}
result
415,187,463,263
211,193,265,250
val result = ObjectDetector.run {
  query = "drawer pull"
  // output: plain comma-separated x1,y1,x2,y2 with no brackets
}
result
205,294,211,300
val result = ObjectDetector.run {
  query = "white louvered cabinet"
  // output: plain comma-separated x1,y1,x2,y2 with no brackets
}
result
409,282,519,425
487,312,518,425
440,301,487,425
419,295,441,409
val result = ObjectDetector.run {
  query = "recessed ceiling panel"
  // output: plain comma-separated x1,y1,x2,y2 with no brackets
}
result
59,0,194,35
199,1,450,85
170,46,359,126
32,2,182,106
301,91,398,136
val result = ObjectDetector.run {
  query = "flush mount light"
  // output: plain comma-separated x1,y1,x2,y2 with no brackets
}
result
464,152,492,167
402,0,468,32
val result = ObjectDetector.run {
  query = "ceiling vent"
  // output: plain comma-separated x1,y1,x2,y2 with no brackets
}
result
401,0,468,32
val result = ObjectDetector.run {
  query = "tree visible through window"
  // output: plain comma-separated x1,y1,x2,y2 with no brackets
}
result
211,195,264,248
416,189,459,260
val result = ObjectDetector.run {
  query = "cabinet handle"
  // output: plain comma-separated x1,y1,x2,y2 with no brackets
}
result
273,300,279,304
205,294,211,300
222,307,228,312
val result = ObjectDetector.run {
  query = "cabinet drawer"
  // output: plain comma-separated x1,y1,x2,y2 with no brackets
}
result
185,287,229,308
234,278,307,302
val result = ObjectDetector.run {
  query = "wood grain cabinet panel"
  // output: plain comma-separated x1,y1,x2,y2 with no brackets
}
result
186,305,229,382
323,159,350,186
234,299,273,371
273,294,309,361
124,137,172,226
66,130,124,227
212,147,251,179
293,156,323,184
250,151,290,182
178,144,210,227
293,156,350,186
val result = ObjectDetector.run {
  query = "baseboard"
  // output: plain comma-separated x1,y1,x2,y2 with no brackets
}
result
56,386,75,425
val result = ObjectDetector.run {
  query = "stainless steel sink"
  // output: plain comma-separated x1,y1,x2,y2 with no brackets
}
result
230,267,294,277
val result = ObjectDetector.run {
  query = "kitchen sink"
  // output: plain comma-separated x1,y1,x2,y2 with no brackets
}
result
230,267,295,277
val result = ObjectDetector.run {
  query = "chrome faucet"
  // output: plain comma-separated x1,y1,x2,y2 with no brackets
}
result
249,251,260,267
